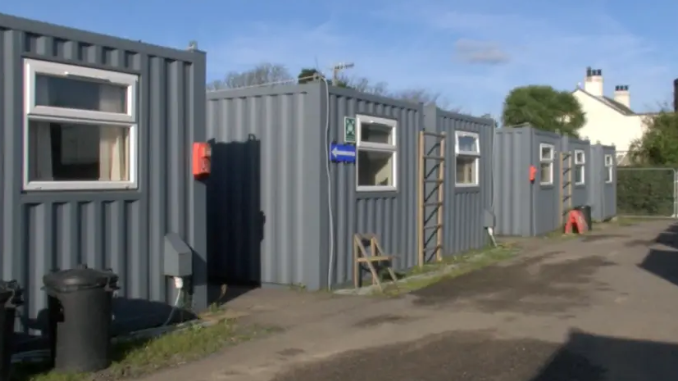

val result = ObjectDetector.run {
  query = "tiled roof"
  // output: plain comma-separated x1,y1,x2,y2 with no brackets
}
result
599,96,635,116
574,88,635,116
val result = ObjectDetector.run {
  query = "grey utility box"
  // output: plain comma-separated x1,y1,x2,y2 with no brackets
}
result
483,208,496,228
164,233,193,277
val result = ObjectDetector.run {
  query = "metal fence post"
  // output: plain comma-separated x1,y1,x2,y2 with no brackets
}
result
671,168,678,218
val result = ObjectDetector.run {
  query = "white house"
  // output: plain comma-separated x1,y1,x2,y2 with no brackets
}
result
572,68,654,165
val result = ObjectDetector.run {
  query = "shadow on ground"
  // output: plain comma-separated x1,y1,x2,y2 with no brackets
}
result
530,330,678,381
270,329,678,381
639,223,678,287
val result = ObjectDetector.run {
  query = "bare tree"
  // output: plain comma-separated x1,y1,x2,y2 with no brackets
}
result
337,76,460,112
341,76,389,96
208,63,293,91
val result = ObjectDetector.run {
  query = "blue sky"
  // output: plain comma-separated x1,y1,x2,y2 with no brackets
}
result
2,0,676,117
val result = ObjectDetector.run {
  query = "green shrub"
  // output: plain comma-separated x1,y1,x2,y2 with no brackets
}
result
617,168,675,216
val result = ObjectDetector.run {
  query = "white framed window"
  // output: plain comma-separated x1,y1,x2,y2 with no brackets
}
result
574,149,586,185
356,115,397,192
539,143,555,185
23,58,139,191
455,131,480,186
604,154,614,183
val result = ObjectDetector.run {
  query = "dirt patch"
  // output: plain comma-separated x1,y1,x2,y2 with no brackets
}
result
581,234,629,243
278,348,306,357
626,239,656,247
269,330,605,381
411,255,612,314
352,314,417,328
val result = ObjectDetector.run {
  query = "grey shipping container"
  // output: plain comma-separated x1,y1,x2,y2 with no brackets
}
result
206,83,495,290
423,104,494,254
0,13,207,334
561,135,592,209
493,126,563,236
589,144,617,221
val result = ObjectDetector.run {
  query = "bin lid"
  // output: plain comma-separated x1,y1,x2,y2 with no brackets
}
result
43,266,118,293
0,281,21,305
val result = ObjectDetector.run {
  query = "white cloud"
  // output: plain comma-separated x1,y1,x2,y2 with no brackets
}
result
453,38,510,65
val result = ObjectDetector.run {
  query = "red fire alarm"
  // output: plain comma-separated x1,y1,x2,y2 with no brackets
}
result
192,142,211,178
529,165,537,183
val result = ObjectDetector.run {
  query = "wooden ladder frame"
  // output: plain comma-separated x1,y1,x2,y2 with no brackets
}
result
558,151,573,227
353,233,399,292
417,131,447,268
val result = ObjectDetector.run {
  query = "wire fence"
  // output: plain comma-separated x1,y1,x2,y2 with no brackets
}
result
617,167,678,218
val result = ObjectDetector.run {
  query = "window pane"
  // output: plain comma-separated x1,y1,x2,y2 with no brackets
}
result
35,74,127,113
606,167,613,182
357,150,394,187
457,136,478,153
605,155,613,166
456,156,477,184
28,120,130,182
575,165,585,183
360,122,393,145
575,151,584,163
540,163,552,183
540,146,552,160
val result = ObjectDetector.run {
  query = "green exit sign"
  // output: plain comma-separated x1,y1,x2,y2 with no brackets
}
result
344,117,356,143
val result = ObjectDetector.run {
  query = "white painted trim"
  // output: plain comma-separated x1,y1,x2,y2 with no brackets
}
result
604,154,614,166
539,143,555,161
455,155,480,187
604,154,614,183
22,119,138,191
574,149,586,164
574,165,586,185
355,114,398,192
539,143,555,185
455,131,480,155
24,58,138,124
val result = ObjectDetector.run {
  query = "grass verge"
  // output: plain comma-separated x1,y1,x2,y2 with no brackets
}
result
13,319,279,381
378,245,519,296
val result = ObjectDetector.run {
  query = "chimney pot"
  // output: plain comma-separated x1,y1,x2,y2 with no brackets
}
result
583,67,604,96
614,83,631,108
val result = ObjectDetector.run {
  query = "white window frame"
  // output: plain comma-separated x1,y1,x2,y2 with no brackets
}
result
574,149,586,185
455,131,480,187
539,143,555,185
604,154,614,183
355,115,397,192
24,59,137,123
23,58,139,191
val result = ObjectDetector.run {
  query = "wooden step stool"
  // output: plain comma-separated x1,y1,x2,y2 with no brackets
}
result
353,233,399,292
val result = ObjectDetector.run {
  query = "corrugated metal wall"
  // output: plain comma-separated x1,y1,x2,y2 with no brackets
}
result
589,144,617,221
0,14,207,333
320,86,421,289
561,136,591,208
429,106,493,253
205,84,324,289
206,83,500,290
532,129,562,235
494,127,562,237
493,128,532,236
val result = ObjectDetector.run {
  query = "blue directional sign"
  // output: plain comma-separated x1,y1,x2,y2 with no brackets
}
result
329,143,356,163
